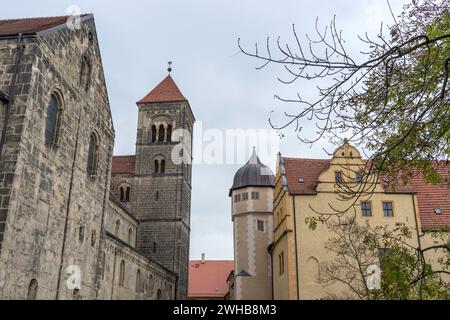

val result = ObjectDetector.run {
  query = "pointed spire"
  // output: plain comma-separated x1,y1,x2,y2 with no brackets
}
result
137,74,187,104
248,147,259,165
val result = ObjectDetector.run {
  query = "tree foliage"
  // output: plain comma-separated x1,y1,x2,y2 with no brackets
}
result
239,0,449,197
321,219,450,300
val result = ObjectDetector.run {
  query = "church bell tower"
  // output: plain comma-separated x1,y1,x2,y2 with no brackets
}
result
132,70,195,299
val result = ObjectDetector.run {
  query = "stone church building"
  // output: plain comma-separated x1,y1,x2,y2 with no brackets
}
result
0,14,193,300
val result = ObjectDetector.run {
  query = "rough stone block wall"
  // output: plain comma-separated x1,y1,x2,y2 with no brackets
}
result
106,200,138,247
0,18,114,300
98,235,176,300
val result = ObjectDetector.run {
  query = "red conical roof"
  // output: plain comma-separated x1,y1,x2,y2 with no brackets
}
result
137,74,187,104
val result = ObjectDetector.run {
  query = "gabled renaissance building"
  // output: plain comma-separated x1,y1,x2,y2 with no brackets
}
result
230,142,449,299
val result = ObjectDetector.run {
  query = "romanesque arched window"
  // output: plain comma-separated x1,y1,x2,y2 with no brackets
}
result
151,125,157,143
80,58,91,91
115,219,120,236
119,184,130,202
158,124,165,142
27,279,38,300
160,159,166,173
101,252,106,280
128,228,133,244
87,133,99,178
154,160,159,173
125,186,130,201
119,186,125,201
45,93,61,147
166,124,173,142
306,256,320,284
149,274,154,292
136,269,142,293
157,289,162,300
119,260,125,287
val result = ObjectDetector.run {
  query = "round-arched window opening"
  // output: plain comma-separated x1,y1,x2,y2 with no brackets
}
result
88,32,94,44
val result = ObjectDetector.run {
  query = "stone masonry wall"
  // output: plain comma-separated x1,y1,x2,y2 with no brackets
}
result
0,18,114,300
98,234,176,300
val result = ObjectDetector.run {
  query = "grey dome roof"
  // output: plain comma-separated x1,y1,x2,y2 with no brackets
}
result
229,150,275,195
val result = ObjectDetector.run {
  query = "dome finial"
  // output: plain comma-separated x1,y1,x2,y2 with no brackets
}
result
167,61,172,73
249,147,258,164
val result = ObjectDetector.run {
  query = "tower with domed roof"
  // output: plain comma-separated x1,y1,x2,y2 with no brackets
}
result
229,149,275,300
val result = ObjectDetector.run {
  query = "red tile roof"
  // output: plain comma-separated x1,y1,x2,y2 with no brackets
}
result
188,260,234,299
407,164,449,231
111,155,135,174
282,157,450,231
0,15,89,36
137,75,187,104
283,158,330,195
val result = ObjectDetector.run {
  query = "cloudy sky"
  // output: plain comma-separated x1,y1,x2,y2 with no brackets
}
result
2,0,409,260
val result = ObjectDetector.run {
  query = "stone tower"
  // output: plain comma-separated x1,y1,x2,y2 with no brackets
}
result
229,150,275,300
131,74,194,300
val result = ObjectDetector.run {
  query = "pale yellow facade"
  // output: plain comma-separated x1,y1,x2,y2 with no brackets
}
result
272,143,427,300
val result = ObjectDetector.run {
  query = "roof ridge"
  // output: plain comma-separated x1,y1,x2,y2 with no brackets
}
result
137,74,187,104
0,14,90,22
190,260,233,262
283,157,331,161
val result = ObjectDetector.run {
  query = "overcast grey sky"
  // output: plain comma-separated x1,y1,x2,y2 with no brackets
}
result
2,0,409,260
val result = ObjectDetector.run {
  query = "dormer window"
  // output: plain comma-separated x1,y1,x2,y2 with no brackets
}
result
298,178,305,184
434,208,441,215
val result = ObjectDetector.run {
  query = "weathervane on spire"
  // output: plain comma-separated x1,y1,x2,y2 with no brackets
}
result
167,61,172,73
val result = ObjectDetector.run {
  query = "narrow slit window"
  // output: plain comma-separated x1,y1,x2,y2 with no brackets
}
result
257,220,264,232
87,133,99,178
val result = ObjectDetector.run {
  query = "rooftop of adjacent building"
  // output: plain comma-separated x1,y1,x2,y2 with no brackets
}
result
111,155,135,174
188,259,234,299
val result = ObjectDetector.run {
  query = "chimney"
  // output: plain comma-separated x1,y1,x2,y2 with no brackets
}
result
201,253,205,264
